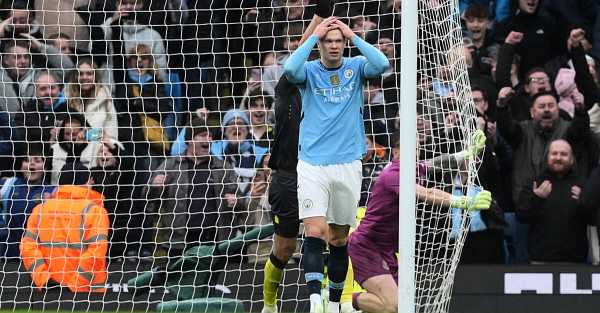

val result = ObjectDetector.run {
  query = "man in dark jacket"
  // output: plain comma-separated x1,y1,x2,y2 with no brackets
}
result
497,90,592,204
495,0,567,79
517,139,591,263
13,70,66,147
145,118,240,257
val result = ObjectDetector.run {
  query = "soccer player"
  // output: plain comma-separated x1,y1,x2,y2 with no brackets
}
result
261,2,333,313
348,131,492,313
283,17,390,313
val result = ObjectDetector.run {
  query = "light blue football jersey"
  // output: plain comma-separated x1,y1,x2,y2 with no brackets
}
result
298,57,368,165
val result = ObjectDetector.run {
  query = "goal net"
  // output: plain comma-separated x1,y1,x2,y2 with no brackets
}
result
0,0,480,312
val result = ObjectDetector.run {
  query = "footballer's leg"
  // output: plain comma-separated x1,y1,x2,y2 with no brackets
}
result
298,160,331,313
262,172,300,313
353,275,398,313
327,224,350,313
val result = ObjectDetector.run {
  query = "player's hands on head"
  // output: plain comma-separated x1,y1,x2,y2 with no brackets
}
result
313,16,338,38
333,19,356,40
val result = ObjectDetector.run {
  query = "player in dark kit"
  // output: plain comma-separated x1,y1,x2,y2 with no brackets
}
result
261,2,332,313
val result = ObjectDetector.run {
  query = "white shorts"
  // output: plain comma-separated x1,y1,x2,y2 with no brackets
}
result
297,159,362,227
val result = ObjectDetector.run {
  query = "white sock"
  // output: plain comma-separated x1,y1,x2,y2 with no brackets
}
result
310,293,322,308
328,301,340,313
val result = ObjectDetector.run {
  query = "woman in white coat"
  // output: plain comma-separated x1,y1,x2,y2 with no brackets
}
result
65,57,118,141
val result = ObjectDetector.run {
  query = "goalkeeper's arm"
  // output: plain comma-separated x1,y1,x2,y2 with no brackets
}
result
416,185,492,211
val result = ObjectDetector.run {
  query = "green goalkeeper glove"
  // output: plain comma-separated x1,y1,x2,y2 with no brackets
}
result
463,129,486,159
450,190,492,211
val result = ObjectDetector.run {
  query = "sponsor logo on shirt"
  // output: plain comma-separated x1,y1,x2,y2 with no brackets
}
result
314,82,356,103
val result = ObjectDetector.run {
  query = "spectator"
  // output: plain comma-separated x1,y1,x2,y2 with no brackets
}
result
582,165,600,245
20,161,109,292
463,4,500,77
363,79,393,146
350,16,377,42
497,91,592,206
0,108,12,174
542,0,596,45
0,1,42,40
18,32,76,82
50,113,102,185
562,29,600,146
244,154,273,229
262,22,305,96
495,0,567,79
241,90,274,149
65,57,118,141
89,139,141,258
459,0,511,24
378,0,401,36
14,70,67,146
102,0,168,83
211,109,269,176
554,67,584,119
145,118,241,256
244,156,273,264
115,44,173,158
34,0,91,52
516,139,591,263
0,145,54,258
496,68,552,121
0,40,70,115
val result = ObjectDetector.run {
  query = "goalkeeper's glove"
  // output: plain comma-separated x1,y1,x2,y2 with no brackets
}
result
463,129,486,159
450,189,492,211
313,0,333,18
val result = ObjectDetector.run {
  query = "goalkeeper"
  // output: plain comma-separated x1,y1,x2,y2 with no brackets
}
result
283,11,389,313
348,131,492,313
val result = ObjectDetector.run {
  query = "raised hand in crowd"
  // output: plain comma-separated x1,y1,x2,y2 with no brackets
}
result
497,86,515,108
567,28,586,51
19,33,42,50
0,17,12,38
152,174,166,186
505,31,524,46
533,180,552,199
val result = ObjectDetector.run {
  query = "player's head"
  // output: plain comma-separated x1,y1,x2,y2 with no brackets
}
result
318,28,345,64
390,130,420,161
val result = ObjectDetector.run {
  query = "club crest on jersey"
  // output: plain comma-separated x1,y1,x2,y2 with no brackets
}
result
344,68,354,79
330,74,340,85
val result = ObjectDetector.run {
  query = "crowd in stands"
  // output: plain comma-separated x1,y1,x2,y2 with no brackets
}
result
0,0,599,269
